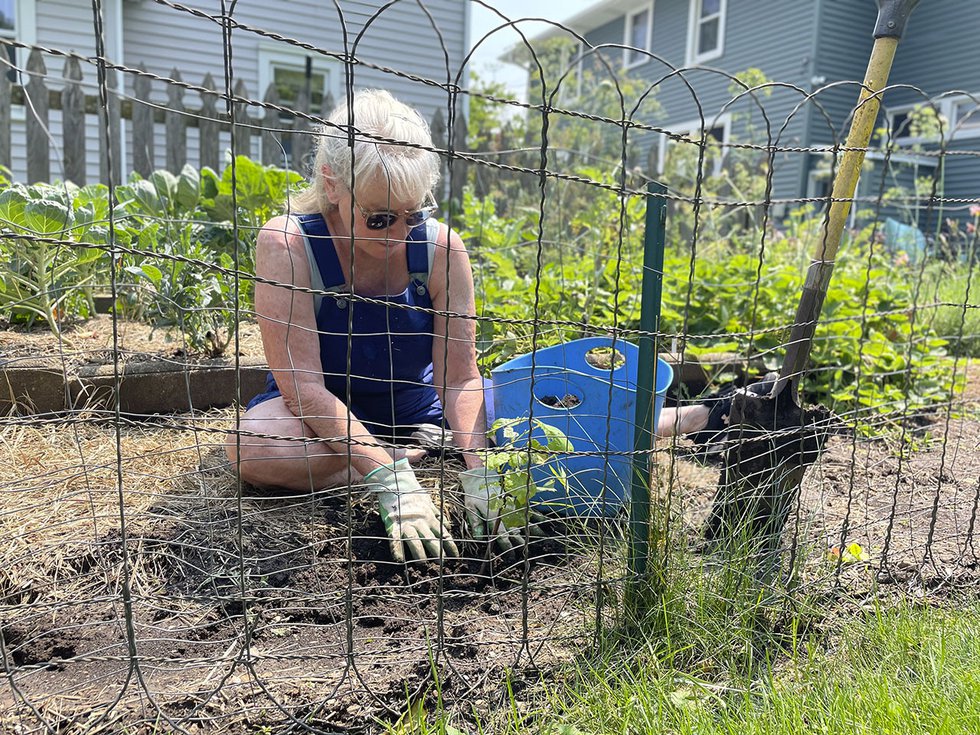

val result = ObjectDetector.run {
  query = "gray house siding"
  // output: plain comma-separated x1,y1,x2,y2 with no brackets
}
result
8,0,468,184
941,140,980,223
558,0,978,228
573,1,818,206
888,0,980,102
122,0,470,177
17,0,104,184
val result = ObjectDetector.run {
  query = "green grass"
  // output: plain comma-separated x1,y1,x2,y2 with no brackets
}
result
491,600,980,735
392,576,980,735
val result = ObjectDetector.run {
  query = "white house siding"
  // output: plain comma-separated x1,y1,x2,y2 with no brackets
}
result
8,0,468,184
120,0,469,178
10,0,103,184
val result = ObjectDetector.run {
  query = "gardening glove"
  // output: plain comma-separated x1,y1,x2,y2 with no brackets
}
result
459,467,540,553
365,458,459,563
689,372,780,453
410,423,457,452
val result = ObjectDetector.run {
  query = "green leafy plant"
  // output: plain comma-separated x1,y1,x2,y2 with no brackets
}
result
0,182,107,333
124,221,237,357
484,418,574,528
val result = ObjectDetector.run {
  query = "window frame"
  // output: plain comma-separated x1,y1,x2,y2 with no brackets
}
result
885,94,980,146
686,0,726,66
3,0,37,121
623,2,654,70
0,0,36,44
656,114,731,177
951,96,980,138
257,41,340,118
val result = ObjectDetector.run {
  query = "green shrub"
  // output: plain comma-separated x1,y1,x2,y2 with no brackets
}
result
0,157,303,355
0,182,109,333
466,182,965,420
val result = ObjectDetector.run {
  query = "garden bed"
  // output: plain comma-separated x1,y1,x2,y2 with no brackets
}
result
0,316,269,414
0,316,743,416
2,317,979,732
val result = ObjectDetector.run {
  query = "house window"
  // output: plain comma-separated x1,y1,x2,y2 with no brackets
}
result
1,0,36,83
657,117,730,177
624,4,653,69
0,0,14,34
886,95,980,145
688,0,726,64
258,43,339,163
889,109,913,139
952,97,980,138
259,43,339,115
272,64,331,115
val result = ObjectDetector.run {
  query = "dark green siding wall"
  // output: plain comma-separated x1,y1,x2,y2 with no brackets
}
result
889,0,980,100
888,0,980,223
812,0,979,225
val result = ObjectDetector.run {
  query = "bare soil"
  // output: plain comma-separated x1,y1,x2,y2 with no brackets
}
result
0,315,266,369
1,319,979,732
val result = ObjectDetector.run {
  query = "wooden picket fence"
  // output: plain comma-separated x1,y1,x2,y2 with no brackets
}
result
0,48,467,194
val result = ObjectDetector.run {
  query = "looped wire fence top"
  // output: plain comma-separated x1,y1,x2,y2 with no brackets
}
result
0,0,978,732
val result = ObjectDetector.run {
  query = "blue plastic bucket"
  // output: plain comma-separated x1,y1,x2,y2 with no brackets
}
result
490,337,673,517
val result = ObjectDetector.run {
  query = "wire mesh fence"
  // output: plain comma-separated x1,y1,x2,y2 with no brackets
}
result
1,0,979,732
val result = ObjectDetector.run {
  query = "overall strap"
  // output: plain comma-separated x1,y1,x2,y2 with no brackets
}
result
406,219,438,293
294,213,437,307
293,213,346,312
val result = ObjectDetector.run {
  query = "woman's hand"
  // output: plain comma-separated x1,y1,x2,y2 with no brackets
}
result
366,459,458,563
458,467,540,553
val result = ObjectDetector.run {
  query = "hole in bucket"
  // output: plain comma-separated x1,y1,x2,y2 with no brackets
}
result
585,347,625,371
532,376,583,409
539,393,581,408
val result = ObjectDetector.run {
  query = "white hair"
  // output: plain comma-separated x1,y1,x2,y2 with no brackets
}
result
290,89,441,214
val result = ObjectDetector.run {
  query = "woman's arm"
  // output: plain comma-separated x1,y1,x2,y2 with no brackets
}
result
255,216,393,474
656,404,710,438
428,224,487,469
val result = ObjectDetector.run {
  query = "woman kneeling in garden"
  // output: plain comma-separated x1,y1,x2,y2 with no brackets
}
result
226,89,750,564
225,89,506,563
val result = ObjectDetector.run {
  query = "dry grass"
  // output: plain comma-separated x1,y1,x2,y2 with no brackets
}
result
0,412,235,607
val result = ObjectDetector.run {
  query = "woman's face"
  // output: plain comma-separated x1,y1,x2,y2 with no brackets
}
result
327,176,432,245
349,192,434,242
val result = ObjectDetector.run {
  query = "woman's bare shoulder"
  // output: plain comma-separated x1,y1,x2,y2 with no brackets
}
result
258,215,304,250
430,221,468,264
256,215,312,285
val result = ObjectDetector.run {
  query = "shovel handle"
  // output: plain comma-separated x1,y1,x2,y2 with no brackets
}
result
874,0,921,39
774,0,920,397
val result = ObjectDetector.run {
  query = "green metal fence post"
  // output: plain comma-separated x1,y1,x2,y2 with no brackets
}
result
629,181,668,583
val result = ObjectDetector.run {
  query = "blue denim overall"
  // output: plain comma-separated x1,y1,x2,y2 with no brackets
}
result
247,213,444,438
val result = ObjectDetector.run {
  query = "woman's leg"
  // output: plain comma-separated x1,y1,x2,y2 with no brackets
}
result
225,396,372,492
225,396,433,491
